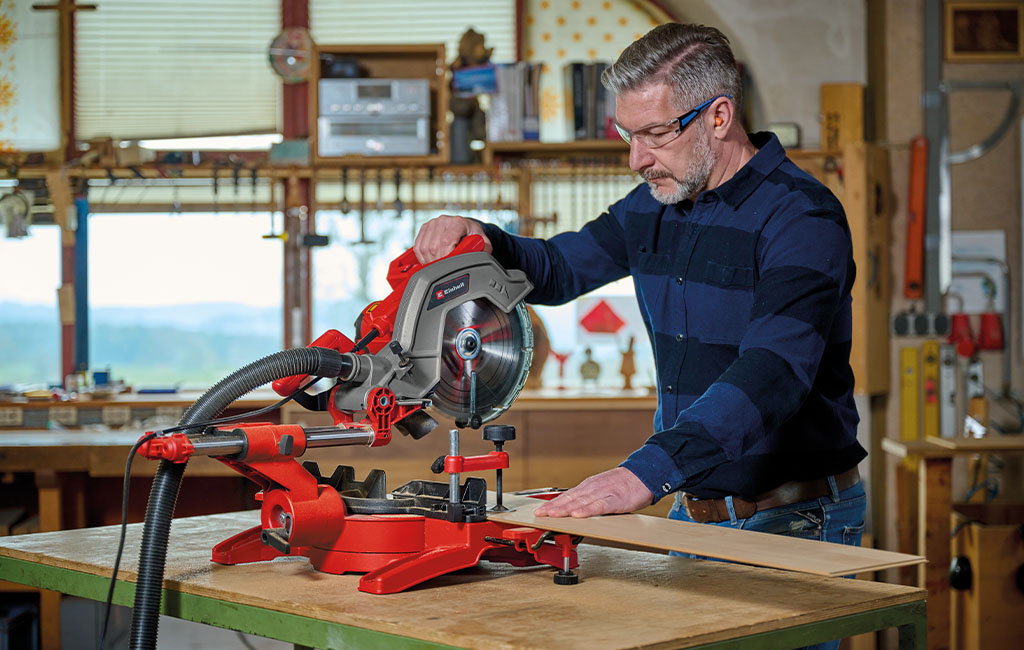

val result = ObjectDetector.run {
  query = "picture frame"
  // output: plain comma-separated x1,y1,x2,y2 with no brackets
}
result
945,2,1024,62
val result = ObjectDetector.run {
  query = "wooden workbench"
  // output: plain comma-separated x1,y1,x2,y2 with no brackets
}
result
0,389,284,429
0,510,926,649
881,435,1024,650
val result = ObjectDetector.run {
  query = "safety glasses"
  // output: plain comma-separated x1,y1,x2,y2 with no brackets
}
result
615,94,730,149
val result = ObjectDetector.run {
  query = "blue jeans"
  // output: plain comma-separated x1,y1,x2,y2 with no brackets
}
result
669,478,867,650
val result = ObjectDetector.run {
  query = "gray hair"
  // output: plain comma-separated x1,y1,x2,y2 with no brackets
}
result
601,23,742,113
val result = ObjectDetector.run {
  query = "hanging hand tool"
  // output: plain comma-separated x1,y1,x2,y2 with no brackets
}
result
375,168,384,215
211,160,222,212
392,167,404,218
339,167,351,214
231,158,243,211
352,168,374,245
249,163,260,215
905,135,928,300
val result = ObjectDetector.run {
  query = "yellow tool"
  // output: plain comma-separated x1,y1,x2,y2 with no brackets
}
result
921,341,940,438
900,346,920,442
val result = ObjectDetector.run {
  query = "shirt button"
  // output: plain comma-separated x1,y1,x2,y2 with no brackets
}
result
676,333,684,342
666,385,674,394
639,245,647,253
676,277,683,285
662,482,672,493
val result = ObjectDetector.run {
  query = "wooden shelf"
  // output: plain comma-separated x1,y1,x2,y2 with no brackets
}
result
485,139,628,162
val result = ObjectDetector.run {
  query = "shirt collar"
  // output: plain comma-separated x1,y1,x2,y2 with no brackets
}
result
702,131,786,210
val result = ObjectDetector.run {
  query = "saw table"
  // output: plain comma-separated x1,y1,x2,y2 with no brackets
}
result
0,510,926,649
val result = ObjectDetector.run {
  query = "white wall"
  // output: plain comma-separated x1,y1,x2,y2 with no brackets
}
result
662,0,867,147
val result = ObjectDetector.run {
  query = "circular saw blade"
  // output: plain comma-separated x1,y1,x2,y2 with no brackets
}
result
430,300,533,426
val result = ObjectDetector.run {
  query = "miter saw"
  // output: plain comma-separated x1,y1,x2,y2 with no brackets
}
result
130,234,579,650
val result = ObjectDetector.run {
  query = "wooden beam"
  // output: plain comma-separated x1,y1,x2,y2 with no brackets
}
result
918,456,952,650
32,0,96,162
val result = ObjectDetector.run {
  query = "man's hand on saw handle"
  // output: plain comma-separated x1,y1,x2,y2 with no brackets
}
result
534,467,654,518
413,215,493,264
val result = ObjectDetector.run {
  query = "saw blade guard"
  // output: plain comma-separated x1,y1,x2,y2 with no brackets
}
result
334,251,534,427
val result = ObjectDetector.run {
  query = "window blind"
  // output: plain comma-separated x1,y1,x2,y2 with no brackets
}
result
75,0,280,141
309,0,517,64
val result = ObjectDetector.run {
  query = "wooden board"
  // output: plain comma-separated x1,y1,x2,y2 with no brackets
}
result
925,435,1024,452
488,493,924,577
0,511,925,650
883,436,1024,459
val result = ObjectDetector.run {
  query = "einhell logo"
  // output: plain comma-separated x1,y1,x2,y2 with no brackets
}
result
428,274,470,310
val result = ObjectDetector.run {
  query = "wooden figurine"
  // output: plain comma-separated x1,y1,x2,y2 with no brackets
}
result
620,335,636,389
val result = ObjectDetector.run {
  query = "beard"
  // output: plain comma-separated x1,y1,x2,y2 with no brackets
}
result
641,122,717,205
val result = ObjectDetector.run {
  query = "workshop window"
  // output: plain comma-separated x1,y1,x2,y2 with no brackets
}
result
74,0,281,140
87,212,283,389
0,226,61,387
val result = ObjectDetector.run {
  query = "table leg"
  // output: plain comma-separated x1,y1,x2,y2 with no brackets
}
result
918,456,952,650
899,610,928,650
35,470,62,650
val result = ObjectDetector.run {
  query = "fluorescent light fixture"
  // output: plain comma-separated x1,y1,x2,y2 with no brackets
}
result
137,133,284,151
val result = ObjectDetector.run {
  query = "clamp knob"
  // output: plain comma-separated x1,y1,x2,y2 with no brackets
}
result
483,424,516,443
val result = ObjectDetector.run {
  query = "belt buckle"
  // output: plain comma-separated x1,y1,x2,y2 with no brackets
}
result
681,493,708,523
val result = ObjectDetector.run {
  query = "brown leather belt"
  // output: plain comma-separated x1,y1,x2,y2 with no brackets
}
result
681,467,861,524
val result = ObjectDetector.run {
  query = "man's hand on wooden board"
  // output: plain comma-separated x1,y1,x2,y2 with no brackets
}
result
533,467,654,518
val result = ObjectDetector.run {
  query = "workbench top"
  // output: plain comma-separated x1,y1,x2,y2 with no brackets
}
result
0,510,925,649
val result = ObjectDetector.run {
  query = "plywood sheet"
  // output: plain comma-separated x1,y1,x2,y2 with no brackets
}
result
489,494,924,577
0,511,924,650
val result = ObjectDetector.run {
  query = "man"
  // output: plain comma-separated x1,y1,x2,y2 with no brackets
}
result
414,23,865,559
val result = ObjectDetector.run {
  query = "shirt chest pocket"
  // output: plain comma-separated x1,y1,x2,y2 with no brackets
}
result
704,260,755,289
693,261,756,345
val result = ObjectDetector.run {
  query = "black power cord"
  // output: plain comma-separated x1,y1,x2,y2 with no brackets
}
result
99,430,158,649
97,375,326,649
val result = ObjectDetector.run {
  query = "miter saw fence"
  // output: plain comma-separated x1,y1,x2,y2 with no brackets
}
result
126,237,567,650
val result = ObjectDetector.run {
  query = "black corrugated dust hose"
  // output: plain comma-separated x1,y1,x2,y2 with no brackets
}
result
129,347,348,650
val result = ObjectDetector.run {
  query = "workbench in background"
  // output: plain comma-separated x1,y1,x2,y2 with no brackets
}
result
882,435,1024,650
0,389,283,430
0,510,926,650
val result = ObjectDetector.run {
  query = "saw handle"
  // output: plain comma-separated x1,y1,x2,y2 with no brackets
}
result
271,329,356,397
387,234,485,288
